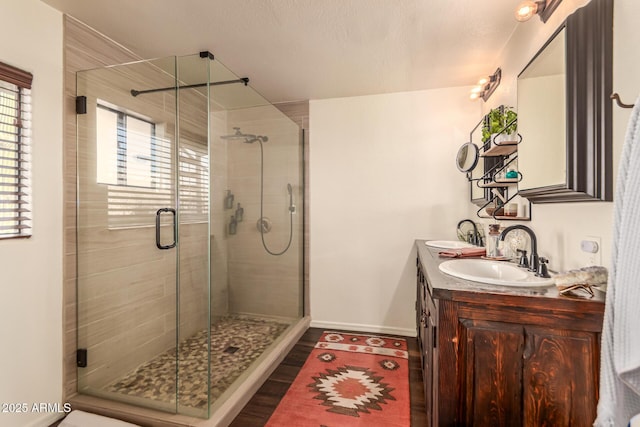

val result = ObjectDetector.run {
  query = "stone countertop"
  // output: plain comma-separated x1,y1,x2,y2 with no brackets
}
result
416,239,605,313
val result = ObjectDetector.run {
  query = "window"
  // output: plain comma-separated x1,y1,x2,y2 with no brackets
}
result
0,61,32,239
97,105,172,229
96,105,208,229
96,105,159,187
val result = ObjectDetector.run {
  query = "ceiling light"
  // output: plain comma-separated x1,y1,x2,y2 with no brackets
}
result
469,68,502,102
515,0,563,23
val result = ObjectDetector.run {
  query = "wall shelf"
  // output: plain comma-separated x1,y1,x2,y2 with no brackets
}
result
467,105,531,221
477,178,520,188
480,144,518,157
477,215,529,221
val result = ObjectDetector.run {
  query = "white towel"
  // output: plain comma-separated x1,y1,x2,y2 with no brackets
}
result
59,410,140,427
595,95,640,426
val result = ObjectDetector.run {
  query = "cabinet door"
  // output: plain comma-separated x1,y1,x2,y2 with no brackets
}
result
417,261,426,358
523,326,600,426
416,261,430,417
458,319,524,427
424,290,437,425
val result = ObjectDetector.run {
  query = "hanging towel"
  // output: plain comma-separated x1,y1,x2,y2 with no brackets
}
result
595,94,640,426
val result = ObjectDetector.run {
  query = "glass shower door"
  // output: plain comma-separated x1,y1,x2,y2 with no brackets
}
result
174,54,212,417
76,55,212,417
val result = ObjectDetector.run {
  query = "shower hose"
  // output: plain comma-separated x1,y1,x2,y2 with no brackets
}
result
258,140,294,256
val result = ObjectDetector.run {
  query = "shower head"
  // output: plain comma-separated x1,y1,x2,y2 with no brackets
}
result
221,127,268,144
221,127,255,141
287,183,292,195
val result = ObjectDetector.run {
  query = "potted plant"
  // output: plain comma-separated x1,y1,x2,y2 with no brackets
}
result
481,106,517,145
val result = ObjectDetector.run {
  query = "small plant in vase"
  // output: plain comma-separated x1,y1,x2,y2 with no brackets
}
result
482,106,517,145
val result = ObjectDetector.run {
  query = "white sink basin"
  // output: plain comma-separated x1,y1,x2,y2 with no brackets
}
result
425,240,475,249
439,259,554,288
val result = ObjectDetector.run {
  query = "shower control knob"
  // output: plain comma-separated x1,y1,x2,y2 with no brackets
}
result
257,217,272,233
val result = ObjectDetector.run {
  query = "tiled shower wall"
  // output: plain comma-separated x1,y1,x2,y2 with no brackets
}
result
225,107,303,319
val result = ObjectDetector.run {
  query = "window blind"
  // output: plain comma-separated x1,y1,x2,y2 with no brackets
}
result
103,126,209,229
106,132,174,229
0,61,32,239
178,137,209,224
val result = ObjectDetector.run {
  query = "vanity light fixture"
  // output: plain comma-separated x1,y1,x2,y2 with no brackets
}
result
515,0,563,23
469,68,501,102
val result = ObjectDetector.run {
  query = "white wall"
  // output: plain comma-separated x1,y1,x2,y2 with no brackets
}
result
310,88,479,335
475,0,639,273
0,1,63,427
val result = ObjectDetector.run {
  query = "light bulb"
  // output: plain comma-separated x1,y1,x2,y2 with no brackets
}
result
471,86,482,94
477,78,488,85
515,1,539,22
469,92,480,101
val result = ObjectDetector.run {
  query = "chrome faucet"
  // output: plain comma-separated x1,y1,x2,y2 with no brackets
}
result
498,225,549,277
457,219,481,246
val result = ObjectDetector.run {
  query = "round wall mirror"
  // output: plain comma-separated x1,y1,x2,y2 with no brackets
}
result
456,142,479,173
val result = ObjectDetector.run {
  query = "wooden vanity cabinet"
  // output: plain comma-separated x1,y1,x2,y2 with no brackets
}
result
416,254,604,426
416,260,438,424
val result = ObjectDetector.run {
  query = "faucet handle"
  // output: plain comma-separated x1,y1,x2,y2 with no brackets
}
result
536,257,550,278
516,249,529,269
468,230,482,246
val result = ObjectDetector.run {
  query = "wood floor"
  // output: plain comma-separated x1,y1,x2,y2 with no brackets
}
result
50,327,427,426
230,327,427,426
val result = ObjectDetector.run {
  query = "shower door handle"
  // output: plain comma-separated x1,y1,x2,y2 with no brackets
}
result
155,208,177,249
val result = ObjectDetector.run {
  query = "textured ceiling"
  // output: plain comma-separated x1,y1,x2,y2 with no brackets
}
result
41,0,525,103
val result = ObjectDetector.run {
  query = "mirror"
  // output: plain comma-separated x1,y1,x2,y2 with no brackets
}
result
517,0,612,203
518,28,566,192
456,142,479,173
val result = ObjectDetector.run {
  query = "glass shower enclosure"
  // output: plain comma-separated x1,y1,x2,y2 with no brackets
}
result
75,53,303,418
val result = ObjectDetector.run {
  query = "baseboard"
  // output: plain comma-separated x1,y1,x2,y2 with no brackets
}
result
309,320,416,337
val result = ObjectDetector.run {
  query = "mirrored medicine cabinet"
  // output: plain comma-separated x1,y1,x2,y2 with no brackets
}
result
517,0,613,203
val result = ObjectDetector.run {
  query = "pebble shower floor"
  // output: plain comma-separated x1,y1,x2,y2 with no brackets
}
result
104,314,290,410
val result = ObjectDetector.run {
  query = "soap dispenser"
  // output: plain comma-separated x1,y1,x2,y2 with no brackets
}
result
486,224,501,258
228,215,237,235
224,190,234,210
235,203,244,222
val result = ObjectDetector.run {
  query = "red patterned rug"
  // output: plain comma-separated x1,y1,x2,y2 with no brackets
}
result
266,331,410,426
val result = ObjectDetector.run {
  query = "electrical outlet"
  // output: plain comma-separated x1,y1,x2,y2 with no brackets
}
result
580,235,601,266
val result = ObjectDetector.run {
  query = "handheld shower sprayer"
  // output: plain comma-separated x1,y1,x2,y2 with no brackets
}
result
287,183,296,213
